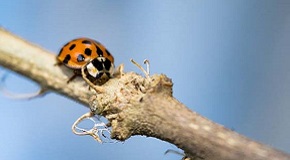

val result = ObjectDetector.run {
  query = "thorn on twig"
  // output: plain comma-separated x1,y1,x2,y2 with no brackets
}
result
0,72,47,100
130,59,151,80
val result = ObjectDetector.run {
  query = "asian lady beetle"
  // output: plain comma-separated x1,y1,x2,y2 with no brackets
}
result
57,38,114,84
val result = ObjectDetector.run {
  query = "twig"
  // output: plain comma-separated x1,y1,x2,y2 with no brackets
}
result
0,28,289,160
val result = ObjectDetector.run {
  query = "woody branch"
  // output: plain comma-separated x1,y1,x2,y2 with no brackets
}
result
0,28,289,160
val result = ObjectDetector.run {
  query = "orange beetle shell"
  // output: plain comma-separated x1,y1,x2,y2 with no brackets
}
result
57,38,114,69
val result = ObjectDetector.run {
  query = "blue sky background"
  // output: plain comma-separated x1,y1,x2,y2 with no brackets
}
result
1,1,290,160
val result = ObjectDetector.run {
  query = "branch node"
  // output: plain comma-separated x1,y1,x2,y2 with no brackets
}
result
84,62,174,141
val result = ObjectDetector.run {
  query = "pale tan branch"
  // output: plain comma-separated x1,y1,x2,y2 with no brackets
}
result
0,28,93,106
0,28,289,160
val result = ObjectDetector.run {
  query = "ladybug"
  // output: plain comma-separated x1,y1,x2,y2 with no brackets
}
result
57,38,114,84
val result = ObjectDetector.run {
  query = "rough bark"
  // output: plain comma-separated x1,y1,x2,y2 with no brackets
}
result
0,28,289,160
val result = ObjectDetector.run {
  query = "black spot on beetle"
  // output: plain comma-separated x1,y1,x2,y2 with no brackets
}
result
82,40,91,44
104,59,112,70
84,48,92,56
77,54,85,62
63,54,71,64
69,44,76,50
92,59,104,71
95,45,103,56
